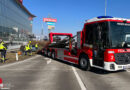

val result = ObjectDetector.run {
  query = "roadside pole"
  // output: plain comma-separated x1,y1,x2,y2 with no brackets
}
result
16,53,18,61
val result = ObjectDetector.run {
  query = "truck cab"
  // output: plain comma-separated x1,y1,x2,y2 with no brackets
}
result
79,16,130,71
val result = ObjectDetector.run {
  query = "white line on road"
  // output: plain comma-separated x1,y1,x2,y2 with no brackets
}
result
126,69,130,72
72,67,87,90
43,57,52,64
44,58,49,60
1,88,10,89
47,59,52,64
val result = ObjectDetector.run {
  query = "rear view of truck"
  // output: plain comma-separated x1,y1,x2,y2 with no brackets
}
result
42,33,73,59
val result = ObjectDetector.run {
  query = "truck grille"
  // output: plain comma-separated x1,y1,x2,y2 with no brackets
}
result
114,53,130,65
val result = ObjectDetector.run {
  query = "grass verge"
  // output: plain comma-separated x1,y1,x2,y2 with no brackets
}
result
0,51,37,65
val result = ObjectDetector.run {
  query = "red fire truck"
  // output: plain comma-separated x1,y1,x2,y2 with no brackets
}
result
42,16,130,71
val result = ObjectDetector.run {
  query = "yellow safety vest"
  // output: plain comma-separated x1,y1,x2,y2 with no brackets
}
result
2,42,7,50
25,44,32,51
0,43,5,50
29,44,32,49
35,44,38,48
25,45,29,51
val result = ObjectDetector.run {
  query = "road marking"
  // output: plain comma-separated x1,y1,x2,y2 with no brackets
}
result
126,69,130,72
1,88,10,89
0,69,42,71
43,57,52,64
0,55,41,68
47,59,52,64
72,67,87,90
44,58,50,60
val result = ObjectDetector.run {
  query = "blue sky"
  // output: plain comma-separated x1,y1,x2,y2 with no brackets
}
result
23,0,130,36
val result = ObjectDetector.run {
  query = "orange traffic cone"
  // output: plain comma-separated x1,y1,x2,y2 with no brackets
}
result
0,78,3,88
18,51,22,55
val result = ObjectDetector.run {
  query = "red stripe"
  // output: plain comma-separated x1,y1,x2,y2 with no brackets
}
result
64,57,78,64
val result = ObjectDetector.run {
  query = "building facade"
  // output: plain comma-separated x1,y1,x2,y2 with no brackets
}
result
0,0,35,43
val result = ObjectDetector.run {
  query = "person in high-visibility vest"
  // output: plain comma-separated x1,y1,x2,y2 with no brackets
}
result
20,44,25,56
0,41,7,63
35,43,38,51
28,42,32,55
24,45,29,55
24,41,32,55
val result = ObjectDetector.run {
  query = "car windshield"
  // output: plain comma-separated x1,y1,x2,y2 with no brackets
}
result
110,22,130,48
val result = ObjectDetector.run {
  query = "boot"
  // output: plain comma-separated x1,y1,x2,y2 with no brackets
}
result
30,53,32,56
2,58,5,63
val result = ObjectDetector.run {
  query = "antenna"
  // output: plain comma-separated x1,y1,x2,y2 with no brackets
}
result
105,0,107,16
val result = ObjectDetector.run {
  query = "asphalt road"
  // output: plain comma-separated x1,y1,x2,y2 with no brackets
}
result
0,55,130,90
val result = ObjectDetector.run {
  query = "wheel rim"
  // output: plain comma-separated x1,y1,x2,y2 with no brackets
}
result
48,52,50,56
80,58,87,68
45,51,47,55
52,52,55,59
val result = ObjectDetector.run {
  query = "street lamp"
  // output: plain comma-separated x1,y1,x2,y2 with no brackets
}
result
41,20,44,39
33,18,44,40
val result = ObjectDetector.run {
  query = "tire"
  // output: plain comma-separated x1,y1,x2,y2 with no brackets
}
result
44,51,47,56
79,55,91,71
47,51,51,57
51,51,56,59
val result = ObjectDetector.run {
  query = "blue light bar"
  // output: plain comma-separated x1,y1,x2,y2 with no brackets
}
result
97,16,113,19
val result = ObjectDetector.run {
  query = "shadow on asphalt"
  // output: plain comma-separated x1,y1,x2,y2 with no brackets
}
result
89,67,125,74
37,52,126,75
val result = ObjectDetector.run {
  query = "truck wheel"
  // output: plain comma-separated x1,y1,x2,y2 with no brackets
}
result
51,51,56,59
44,50,47,56
79,55,91,71
47,51,51,57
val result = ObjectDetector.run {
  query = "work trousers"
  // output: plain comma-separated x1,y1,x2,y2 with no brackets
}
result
25,50,32,55
36,47,38,50
1,50,6,62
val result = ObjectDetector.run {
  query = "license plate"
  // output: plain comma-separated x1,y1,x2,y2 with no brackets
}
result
123,65,130,69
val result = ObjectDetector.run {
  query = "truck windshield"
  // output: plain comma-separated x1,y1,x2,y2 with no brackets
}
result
110,22,130,48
